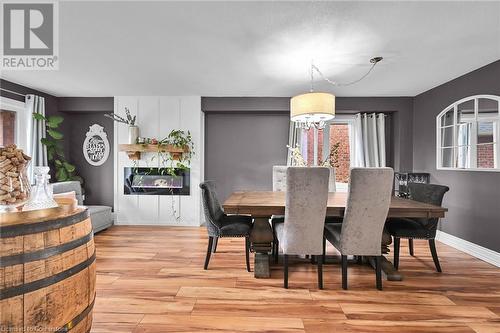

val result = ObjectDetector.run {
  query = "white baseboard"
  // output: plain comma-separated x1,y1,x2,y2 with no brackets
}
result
436,230,500,267
114,219,200,227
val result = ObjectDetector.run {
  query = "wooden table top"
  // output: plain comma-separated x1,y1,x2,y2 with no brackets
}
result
223,191,447,218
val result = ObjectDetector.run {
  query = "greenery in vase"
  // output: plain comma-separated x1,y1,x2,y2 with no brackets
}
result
104,107,136,125
287,145,307,166
287,142,340,168
32,113,83,183
321,142,341,168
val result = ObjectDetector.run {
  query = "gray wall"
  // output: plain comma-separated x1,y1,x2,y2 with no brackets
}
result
58,97,114,208
203,98,290,200
203,96,413,201
413,60,500,252
204,112,290,201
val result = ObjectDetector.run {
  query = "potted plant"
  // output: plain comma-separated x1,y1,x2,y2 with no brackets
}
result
32,113,83,184
105,107,138,144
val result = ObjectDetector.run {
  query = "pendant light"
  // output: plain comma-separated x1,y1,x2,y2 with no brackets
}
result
290,92,335,129
290,57,382,129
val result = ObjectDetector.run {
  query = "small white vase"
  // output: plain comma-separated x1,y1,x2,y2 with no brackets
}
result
128,125,139,144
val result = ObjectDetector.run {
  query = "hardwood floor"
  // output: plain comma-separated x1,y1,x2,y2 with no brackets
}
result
91,226,500,333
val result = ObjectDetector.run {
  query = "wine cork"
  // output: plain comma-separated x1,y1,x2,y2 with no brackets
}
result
0,145,30,207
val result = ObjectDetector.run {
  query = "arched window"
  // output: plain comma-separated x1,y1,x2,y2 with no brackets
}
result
436,95,500,171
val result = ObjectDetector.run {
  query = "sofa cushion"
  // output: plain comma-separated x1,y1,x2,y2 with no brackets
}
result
52,181,84,205
53,191,76,201
87,205,113,233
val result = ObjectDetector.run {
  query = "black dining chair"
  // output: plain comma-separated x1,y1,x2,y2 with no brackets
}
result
386,183,449,272
199,181,253,271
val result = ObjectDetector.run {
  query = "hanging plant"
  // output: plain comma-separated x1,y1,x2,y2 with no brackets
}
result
162,130,194,219
33,113,84,184
157,129,194,176
131,129,195,221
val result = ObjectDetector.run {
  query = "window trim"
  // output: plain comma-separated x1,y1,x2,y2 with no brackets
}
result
1,96,27,151
436,94,500,172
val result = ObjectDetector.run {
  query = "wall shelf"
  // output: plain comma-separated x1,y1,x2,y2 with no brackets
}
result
118,144,187,160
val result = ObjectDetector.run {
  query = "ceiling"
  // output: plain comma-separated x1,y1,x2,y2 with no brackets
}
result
2,1,500,97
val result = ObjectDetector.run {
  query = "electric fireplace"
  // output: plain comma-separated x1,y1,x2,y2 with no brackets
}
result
124,167,190,195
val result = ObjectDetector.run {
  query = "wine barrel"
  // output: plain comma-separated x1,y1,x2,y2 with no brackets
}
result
0,205,95,333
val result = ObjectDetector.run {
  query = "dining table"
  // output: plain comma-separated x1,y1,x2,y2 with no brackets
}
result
223,191,447,280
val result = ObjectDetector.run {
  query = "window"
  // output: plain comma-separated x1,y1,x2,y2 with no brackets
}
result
0,110,16,147
436,95,499,171
0,97,27,150
302,115,355,191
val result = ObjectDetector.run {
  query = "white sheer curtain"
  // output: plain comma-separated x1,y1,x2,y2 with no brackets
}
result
353,113,386,167
25,95,48,181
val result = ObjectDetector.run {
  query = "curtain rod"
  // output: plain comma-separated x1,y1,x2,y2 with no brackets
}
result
0,88,26,97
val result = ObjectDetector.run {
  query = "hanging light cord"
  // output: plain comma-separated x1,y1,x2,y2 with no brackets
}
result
310,57,383,89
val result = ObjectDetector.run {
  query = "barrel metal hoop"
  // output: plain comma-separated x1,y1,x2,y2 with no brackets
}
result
0,232,94,267
0,251,96,300
56,293,96,333
0,209,90,238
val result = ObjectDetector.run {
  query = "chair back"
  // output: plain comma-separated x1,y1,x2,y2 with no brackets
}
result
273,165,336,192
408,183,449,229
199,181,224,236
282,167,329,255
328,167,336,192
340,167,394,256
272,166,288,191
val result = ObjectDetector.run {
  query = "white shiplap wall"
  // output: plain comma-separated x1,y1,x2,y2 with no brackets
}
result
113,96,204,226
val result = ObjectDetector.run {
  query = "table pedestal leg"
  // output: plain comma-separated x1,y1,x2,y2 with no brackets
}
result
367,230,403,281
367,256,403,281
250,217,273,278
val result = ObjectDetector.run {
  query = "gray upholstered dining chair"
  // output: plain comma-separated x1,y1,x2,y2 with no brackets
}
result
323,167,394,290
271,165,339,261
199,181,253,272
386,183,449,272
274,167,329,289
272,165,336,192
271,166,287,259
272,165,288,192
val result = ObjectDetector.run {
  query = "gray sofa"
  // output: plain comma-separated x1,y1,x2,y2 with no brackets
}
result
52,181,113,233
